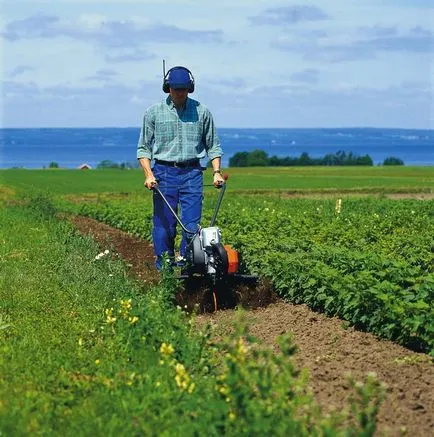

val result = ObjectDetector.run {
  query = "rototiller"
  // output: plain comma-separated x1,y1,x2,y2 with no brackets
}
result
152,176,256,288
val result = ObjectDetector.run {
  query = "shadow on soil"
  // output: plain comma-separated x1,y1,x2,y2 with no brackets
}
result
67,214,279,314
175,276,278,313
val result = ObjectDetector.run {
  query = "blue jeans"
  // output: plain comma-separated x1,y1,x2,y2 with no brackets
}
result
152,163,203,270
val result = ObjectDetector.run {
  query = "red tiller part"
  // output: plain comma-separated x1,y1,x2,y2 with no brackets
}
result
224,245,239,274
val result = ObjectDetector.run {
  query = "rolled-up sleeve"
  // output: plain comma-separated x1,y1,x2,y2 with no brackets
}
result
137,110,154,160
203,109,223,161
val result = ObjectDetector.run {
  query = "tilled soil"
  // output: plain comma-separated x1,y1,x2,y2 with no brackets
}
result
68,215,434,437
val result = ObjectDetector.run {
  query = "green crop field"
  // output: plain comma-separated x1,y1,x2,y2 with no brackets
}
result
1,166,434,195
58,191,434,356
0,178,389,435
1,166,433,435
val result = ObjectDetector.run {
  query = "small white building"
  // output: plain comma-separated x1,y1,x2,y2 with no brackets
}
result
78,163,92,170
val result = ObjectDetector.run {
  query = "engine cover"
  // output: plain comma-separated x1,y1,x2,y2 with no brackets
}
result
185,227,231,278
200,227,222,249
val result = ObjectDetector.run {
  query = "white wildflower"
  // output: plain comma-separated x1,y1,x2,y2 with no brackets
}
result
95,249,110,260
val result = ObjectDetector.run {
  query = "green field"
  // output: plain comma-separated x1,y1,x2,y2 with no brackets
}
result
3,166,427,356
1,175,390,435
1,166,434,195
1,166,433,434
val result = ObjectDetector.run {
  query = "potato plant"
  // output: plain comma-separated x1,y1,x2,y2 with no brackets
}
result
61,193,434,355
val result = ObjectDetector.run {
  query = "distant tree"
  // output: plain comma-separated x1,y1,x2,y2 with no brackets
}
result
354,155,374,166
48,162,59,168
246,149,269,166
229,151,249,167
120,161,139,169
333,150,344,165
97,160,120,169
323,153,338,166
268,155,282,166
383,156,404,166
298,152,312,166
319,151,373,166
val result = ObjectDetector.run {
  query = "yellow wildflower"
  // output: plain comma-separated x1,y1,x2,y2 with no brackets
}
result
219,386,229,396
119,299,132,318
129,316,139,325
234,338,249,362
160,342,175,360
105,308,116,325
175,363,192,392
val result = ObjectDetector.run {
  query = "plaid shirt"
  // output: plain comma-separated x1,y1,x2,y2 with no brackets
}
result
137,96,223,162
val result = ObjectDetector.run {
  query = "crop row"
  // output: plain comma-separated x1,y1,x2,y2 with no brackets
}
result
1,199,385,435
60,193,434,355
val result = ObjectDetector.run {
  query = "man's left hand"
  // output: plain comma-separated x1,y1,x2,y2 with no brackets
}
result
213,172,225,187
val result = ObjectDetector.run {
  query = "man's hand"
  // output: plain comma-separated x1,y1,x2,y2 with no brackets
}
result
213,171,225,187
145,174,157,190
139,158,156,190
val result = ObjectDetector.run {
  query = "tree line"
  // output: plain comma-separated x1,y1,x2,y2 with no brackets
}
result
228,150,404,167
46,153,404,170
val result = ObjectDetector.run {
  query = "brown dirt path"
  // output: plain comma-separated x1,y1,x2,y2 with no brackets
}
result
205,304,434,437
68,215,434,437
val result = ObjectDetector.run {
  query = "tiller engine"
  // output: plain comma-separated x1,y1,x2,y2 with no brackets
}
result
152,177,256,301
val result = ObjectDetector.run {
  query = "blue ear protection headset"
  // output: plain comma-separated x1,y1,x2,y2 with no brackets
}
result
162,66,195,93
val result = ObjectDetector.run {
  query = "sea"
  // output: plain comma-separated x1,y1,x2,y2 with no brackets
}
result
1,127,433,169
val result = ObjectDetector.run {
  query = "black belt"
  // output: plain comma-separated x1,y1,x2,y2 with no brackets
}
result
154,159,200,168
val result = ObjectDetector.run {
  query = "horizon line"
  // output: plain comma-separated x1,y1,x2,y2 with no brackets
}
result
0,126,433,131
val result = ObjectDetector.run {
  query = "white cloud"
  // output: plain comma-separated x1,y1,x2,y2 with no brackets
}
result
86,69,118,82
105,49,156,64
77,14,108,30
249,5,329,25
2,14,224,48
130,95,146,105
271,25,433,61
9,65,35,77
290,68,320,84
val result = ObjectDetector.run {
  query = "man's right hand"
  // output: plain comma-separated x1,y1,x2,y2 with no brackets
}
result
145,175,157,190
138,158,156,190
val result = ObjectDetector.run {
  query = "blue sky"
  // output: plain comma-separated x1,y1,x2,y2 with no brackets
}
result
1,0,433,129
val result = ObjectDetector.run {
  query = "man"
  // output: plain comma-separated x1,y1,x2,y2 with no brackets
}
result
137,65,224,270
